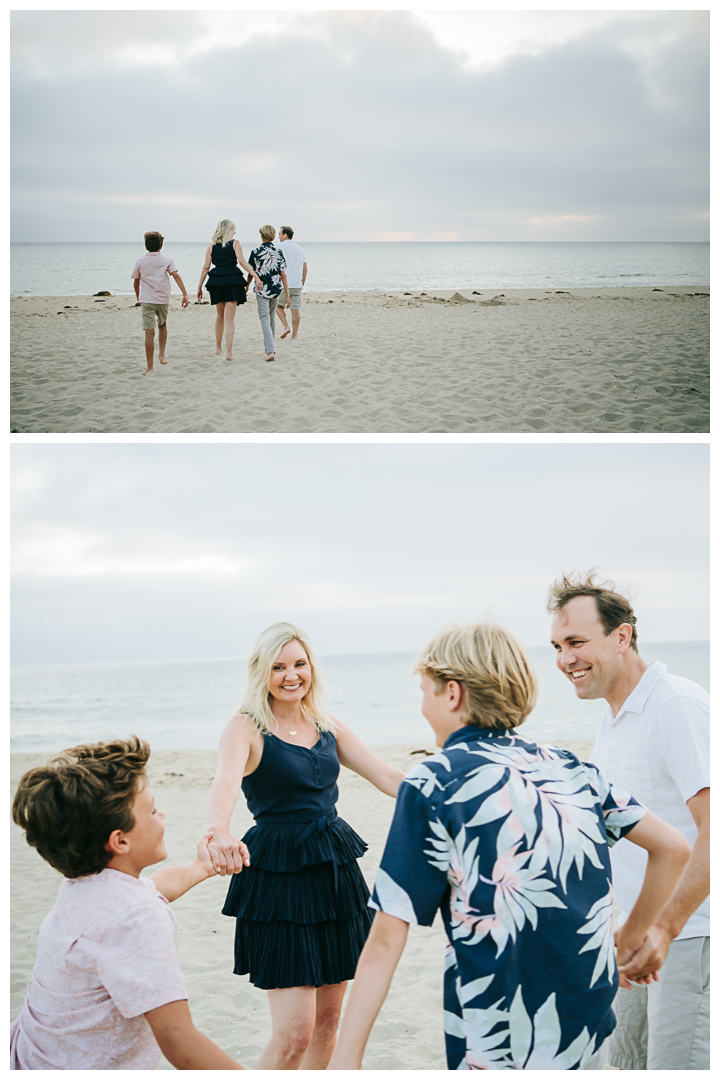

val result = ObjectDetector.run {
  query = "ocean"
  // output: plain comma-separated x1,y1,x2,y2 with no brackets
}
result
10,241,709,297
10,641,709,755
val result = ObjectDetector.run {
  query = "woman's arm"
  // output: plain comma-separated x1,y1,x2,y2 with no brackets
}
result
328,912,408,1069
206,716,255,875
234,241,262,287
197,245,212,299
332,717,405,797
145,999,243,1069
614,808,691,984
149,833,248,902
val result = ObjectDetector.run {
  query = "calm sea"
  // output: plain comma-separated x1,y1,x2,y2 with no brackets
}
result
10,241,709,296
10,642,709,755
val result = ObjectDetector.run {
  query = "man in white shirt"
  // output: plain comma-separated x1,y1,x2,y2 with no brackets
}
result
547,572,709,1070
275,226,307,341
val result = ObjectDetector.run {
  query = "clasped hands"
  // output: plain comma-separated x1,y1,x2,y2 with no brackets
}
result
614,923,673,988
196,832,251,878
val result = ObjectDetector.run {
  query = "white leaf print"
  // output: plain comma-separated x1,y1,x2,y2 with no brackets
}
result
372,867,418,924
457,974,495,1006
577,884,615,987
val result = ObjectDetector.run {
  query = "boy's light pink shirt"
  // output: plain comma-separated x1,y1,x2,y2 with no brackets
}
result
10,868,187,1070
131,252,179,303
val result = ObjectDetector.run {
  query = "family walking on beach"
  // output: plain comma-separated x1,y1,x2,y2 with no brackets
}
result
11,573,709,1070
131,219,308,374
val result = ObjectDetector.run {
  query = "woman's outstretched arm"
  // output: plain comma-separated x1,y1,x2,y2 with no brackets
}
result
233,241,261,287
206,715,254,875
328,912,408,1069
333,717,405,796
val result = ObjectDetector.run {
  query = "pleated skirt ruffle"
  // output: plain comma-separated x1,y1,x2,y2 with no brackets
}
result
222,816,374,990
207,282,247,305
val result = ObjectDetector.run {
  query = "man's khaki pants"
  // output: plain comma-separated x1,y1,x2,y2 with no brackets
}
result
608,936,709,1069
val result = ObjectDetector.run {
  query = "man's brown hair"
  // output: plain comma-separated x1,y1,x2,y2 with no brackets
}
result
547,571,638,650
144,231,164,252
12,736,150,878
280,225,294,239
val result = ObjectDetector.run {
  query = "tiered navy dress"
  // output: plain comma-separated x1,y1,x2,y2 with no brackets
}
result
205,242,247,305
222,730,374,989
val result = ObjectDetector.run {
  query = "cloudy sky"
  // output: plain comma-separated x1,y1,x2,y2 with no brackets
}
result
11,7,709,241
11,442,709,666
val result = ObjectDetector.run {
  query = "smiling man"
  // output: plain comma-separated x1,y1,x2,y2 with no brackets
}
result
548,572,710,1071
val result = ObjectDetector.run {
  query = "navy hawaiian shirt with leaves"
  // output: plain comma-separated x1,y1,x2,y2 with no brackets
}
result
369,726,646,1070
248,242,287,298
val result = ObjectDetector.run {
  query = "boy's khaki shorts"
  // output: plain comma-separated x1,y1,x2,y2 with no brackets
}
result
141,303,169,329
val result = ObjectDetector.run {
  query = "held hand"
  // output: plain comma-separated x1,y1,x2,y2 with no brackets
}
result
182,295,190,308
207,831,250,876
197,289,203,302
196,832,218,879
616,923,672,984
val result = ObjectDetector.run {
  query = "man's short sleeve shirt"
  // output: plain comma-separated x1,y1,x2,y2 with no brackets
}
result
370,727,646,1070
590,661,710,937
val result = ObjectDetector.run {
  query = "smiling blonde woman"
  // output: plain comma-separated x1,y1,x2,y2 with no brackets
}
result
206,622,404,1070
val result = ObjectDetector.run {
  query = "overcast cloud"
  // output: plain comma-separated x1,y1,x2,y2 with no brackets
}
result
11,9,709,241
11,443,709,666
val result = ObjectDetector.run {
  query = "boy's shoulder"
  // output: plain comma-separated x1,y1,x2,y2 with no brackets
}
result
49,870,166,940
401,734,586,803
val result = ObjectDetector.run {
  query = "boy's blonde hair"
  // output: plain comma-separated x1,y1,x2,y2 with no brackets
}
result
211,219,236,246
259,224,276,241
415,623,537,730
12,736,150,878
239,622,333,735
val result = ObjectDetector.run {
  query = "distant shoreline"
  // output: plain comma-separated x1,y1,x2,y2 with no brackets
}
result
9,283,711,300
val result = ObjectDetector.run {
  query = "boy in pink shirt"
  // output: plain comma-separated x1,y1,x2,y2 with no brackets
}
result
131,231,189,375
11,736,247,1070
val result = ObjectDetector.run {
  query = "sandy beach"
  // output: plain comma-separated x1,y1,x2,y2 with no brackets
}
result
11,738,593,1069
10,287,708,434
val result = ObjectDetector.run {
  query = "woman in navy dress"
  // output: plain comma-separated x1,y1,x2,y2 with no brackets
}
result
197,219,261,361
207,622,404,1070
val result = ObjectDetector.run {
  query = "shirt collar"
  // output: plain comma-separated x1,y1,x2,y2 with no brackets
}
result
612,660,666,722
443,724,513,749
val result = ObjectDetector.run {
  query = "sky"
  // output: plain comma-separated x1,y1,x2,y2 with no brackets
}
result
10,6,709,242
10,442,709,666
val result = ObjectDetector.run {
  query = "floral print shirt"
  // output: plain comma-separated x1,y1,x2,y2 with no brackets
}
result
248,242,287,298
369,726,646,1070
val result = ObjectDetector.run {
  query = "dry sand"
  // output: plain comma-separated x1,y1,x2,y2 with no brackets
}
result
10,287,708,434
11,739,594,1070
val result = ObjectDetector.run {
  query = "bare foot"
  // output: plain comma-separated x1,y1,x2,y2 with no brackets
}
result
215,346,222,355
290,335,298,341
159,357,168,365
280,328,291,339
226,354,233,361
265,353,276,362
141,367,154,375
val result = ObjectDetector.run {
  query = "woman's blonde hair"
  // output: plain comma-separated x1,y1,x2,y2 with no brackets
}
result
414,622,538,730
239,622,333,735
212,219,236,246
259,224,276,241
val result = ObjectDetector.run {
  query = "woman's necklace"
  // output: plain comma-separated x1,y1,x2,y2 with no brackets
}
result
275,703,307,737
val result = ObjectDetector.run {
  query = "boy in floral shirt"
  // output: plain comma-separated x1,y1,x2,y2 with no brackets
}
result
330,623,691,1070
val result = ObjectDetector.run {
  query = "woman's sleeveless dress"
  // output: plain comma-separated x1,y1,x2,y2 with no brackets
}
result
222,731,374,989
206,242,247,305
